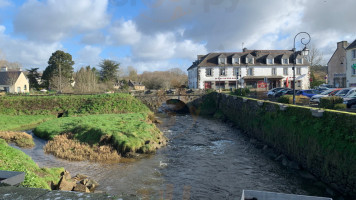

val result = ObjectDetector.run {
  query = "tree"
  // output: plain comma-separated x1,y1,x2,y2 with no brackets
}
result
306,45,323,67
74,66,99,93
26,68,40,90
99,59,120,82
306,45,325,88
42,50,75,89
128,66,138,81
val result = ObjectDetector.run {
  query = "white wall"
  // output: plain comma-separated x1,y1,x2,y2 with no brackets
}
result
346,49,356,87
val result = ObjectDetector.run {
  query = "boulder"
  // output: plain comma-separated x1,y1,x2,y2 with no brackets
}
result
73,174,88,181
58,176,76,191
73,183,90,193
60,170,72,180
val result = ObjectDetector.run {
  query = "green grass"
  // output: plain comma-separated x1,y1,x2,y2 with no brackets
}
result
0,93,150,115
0,139,64,189
34,113,165,154
0,115,55,131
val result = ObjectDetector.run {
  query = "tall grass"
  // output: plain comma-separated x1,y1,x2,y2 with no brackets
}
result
0,139,64,189
0,115,55,131
34,113,166,155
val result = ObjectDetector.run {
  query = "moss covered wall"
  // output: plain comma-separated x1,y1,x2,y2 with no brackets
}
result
190,92,356,197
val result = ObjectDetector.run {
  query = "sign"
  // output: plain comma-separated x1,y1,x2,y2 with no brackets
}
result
257,80,267,88
352,64,356,70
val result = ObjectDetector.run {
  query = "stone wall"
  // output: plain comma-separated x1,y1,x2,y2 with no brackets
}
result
190,92,356,198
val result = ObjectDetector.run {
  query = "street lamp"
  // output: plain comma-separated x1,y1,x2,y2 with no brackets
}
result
293,32,311,104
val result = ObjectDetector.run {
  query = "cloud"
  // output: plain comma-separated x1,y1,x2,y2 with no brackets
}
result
0,0,11,8
0,26,62,68
14,0,109,42
108,20,141,45
76,45,102,69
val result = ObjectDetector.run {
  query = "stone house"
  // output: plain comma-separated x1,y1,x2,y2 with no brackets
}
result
0,67,29,93
188,48,310,90
346,39,356,87
327,41,348,88
128,80,145,91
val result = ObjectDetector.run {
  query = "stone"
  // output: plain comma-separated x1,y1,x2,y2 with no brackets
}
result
73,183,90,193
58,176,76,191
73,174,89,181
60,170,72,180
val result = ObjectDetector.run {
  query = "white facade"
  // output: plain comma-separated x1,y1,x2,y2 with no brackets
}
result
346,47,356,87
188,51,310,90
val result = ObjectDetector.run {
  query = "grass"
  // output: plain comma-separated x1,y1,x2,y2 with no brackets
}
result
0,131,35,148
0,139,64,189
0,93,150,115
0,115,55,131
34,113,166,155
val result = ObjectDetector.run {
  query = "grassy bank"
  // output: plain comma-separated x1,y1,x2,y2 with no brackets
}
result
34,113,166,155
0,115,55,131
0,93,150,115
0,139,64,189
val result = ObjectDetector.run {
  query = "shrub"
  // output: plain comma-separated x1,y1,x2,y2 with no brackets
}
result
233,88,250,96
278,95,291,104
334,103,346,110
319,96,343,109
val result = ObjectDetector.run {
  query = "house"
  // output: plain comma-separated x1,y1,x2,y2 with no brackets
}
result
346,39,356,87
188,48,310,90
128,80,145,91
0,67,29,93
327,41,348,88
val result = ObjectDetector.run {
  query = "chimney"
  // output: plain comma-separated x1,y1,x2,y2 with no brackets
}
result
337,41,349,49
0,66,7,72
243,48,247,52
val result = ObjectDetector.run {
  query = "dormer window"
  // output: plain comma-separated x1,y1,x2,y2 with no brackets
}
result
296,58,303,64
233,57,240,64
219,57,226,64
267,58,274,65
282,58,289,64
246,57,254,64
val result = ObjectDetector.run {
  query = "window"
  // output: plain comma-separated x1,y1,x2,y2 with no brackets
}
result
206,68,212,76
353,50,356,59
247,68,253,76
219,58,226,64
267,58,273,65
233,67,240,77
272,68,277,75
283,68,288,75
246,57,254,64
24,85,27,90
297,81,301,87
296,58,303,64
296,67,301,75
220,68,226,76
233,57,240,64
352,67,356,75
283,59,289,64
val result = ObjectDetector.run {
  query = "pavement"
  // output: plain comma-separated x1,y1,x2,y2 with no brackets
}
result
0,186,138,200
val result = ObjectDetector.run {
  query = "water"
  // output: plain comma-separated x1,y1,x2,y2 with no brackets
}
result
13,114,337,199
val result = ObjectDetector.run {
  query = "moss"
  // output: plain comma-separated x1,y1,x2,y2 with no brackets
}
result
0,139,63,189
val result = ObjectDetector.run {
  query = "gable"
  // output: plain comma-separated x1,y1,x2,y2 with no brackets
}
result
0,71,21,85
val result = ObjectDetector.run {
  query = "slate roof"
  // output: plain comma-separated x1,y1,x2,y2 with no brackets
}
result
187,49,310,70
0,71,21,85
346,39,356,50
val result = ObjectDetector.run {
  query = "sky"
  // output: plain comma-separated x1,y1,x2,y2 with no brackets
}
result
0,0,355,73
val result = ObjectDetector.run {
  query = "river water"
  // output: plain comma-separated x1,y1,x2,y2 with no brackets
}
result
13,112,337,199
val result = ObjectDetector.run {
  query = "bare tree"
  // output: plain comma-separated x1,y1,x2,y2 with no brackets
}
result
74,67,99,93
306,44,323,67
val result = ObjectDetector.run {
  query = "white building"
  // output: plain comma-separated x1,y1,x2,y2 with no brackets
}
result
346,39,356,87
188,48,310,90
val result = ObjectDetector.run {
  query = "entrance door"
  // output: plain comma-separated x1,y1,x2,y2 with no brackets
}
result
17,87,21,93
204,82,211,89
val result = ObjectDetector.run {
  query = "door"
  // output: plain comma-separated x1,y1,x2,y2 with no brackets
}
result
17,87,21,93
204,82,211,89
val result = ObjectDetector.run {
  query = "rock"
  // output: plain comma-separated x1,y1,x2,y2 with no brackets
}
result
60,170,71,180
73,183,90,193
73,174,88,181
81,178,99,190
50,181,58,190
58,176,76,191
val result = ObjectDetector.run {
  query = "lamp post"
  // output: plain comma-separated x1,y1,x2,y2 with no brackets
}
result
293,32,311,104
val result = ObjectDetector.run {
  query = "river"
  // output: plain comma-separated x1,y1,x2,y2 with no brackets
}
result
13,112,337,199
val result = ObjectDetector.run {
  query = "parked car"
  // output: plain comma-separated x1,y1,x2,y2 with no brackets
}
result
282,89,299,96
334,88,351,97
318,84,333,89
310,88,341,103
267,87,284,97
343,87,356,98
296,90,319,98
274,88,292,98
343,92,356,108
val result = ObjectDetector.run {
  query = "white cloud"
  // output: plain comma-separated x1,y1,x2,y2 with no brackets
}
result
75,45,102,70
108,20,141,45
0,25,62,68
0,0,11,8
14,0,109,42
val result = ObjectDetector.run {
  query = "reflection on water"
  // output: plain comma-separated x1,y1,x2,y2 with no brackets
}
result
13,114,338,199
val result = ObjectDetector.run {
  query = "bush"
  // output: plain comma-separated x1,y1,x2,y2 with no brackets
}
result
334,103,346,110
319,96,343,109
278,95,291,104
233,88,250,96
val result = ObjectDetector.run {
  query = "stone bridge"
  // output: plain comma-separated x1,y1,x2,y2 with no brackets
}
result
132,90,205,111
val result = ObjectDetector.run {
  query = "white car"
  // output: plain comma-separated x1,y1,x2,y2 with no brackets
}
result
267,88,284,97
343,87,356,98
310,88,338,103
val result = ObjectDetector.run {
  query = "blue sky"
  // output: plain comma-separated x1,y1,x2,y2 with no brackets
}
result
0,0,355,73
